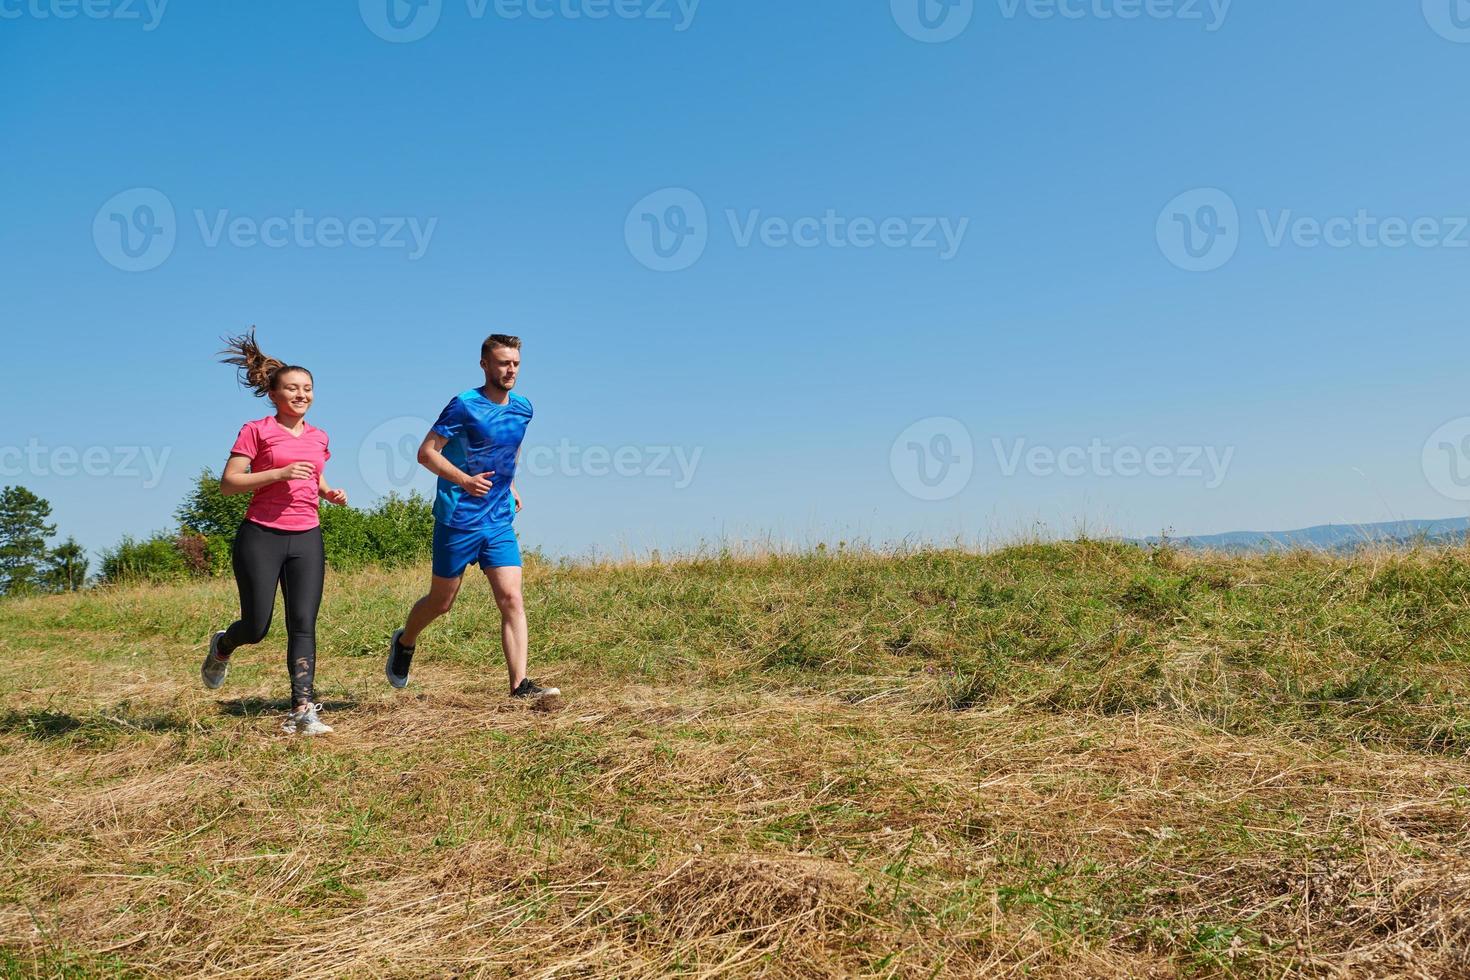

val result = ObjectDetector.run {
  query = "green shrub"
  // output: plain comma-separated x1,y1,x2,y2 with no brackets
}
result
100,477,435,583
176,467,250,538
320,493,434,570
100,534,190,584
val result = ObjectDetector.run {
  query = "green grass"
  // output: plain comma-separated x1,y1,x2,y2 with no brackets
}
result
3,541,1470,976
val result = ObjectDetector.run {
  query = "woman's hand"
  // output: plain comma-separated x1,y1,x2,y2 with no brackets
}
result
321,487,348,507
277,462,316,482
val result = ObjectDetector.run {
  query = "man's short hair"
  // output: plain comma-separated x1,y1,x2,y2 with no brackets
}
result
481,334,522,358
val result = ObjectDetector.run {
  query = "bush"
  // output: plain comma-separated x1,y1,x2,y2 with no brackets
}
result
321,493,434,570
100,534,190,584
99,470,436,583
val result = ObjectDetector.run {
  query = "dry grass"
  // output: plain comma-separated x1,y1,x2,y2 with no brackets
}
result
4,542,1470,977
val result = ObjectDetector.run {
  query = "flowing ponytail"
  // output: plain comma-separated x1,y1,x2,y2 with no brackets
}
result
219,327,312,397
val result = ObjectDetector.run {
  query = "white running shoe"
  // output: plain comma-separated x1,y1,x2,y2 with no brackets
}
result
284,703,334,736
201,631,229,690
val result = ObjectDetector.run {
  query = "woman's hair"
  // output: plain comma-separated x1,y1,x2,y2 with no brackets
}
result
219,328,312,397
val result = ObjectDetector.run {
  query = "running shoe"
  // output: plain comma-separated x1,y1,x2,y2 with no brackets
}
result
511,678,560,699
386,628,414,689
283,703,333,736
201,631,229,690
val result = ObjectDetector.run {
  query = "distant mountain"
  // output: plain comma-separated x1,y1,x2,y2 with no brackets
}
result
1140,517,1470,554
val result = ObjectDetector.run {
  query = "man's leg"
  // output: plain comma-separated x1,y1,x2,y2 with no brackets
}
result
401,574,463,647
485,565,527,693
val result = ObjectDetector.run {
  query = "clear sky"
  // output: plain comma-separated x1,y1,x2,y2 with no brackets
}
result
4,0,1470,560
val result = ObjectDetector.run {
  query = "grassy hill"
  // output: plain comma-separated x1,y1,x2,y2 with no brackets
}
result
3,541,1470,977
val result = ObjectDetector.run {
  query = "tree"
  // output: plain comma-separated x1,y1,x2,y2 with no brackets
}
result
44,537,89,592
0,486,57,596
176,467,249,538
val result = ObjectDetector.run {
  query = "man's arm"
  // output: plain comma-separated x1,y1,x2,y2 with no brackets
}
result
417,432,495,497
511,447,522,512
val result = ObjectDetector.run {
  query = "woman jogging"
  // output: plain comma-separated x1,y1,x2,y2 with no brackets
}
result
201,330,347,736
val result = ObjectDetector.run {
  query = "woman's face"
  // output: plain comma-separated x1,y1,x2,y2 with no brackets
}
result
270,370,314,417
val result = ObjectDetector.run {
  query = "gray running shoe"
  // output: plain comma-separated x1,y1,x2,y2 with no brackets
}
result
201,631,229,690
386,628,414,689
511,678,560,699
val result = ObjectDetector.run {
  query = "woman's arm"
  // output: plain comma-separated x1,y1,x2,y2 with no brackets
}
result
318,471,348,507
221,454,313,496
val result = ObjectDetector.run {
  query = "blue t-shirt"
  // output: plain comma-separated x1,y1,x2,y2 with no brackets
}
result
430,388,533,529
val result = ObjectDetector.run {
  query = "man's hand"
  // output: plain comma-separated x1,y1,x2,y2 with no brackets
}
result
512,485,522,513
321,487,348,506
277,462,316,482
459,471,495,497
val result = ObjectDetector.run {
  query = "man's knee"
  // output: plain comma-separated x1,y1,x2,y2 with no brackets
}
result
423,587,459,617
494,589,524,618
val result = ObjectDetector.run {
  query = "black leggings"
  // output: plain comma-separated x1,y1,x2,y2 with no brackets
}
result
218,520,325,706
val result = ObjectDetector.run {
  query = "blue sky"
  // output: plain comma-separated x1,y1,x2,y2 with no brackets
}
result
4,0,1470,560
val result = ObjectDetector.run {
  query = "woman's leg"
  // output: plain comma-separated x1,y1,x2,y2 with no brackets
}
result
219,522,283,656
280,527,325,707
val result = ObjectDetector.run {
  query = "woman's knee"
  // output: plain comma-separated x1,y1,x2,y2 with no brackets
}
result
236,618,271,645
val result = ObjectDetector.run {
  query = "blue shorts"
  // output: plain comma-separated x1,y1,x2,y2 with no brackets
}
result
431,522,522,578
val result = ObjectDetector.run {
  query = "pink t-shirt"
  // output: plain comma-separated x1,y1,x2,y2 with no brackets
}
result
229,417,332,531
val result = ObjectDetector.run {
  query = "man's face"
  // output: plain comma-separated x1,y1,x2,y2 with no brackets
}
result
482,346,520,390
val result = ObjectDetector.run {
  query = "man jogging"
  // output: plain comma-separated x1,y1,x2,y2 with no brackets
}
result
386,334,559,700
